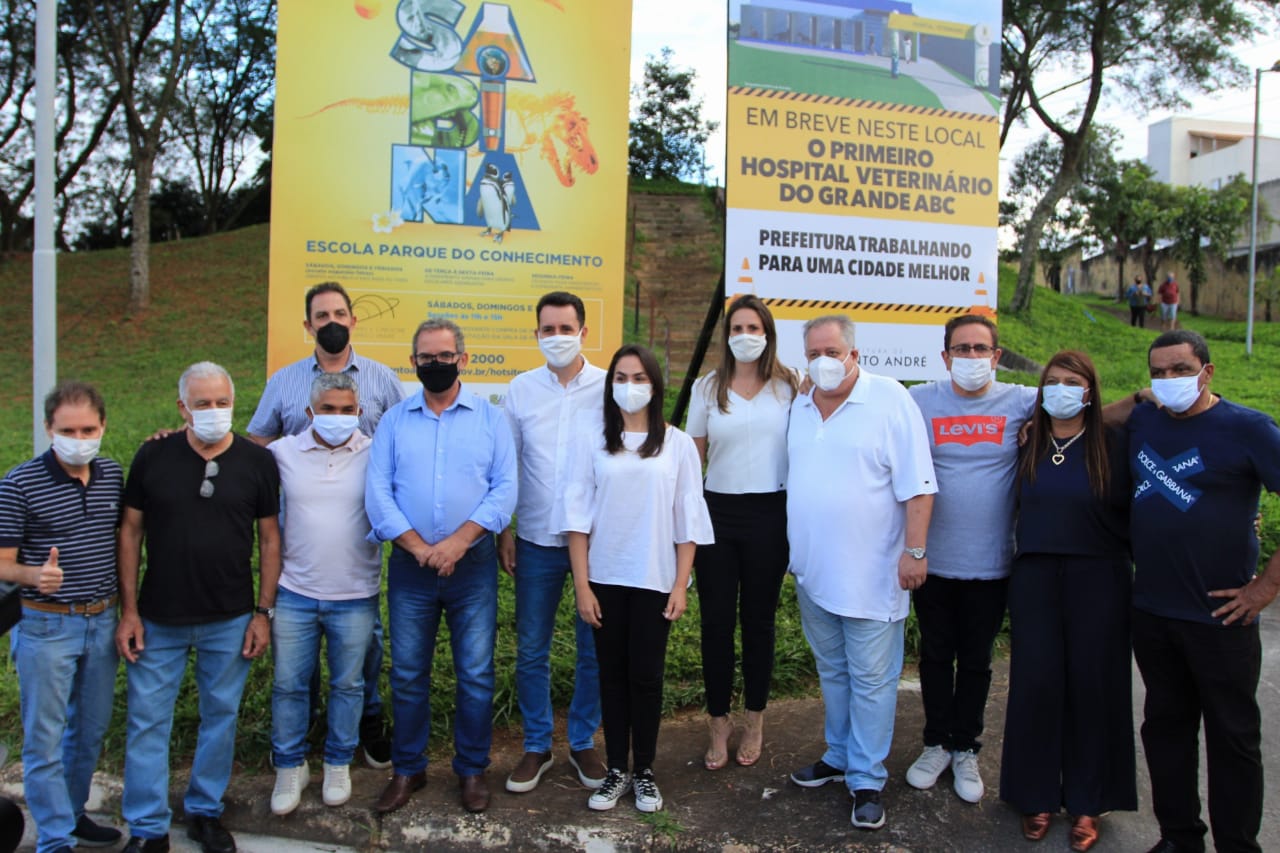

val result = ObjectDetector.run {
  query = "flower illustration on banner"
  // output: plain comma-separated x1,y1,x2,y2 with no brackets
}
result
371,210,404,233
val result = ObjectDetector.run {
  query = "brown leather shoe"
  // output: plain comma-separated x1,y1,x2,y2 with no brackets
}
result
568,747,607,789
1022,812,1052,841
460,772,490,813
1070,815,1100,852
374,771,425,814
505,751,553,793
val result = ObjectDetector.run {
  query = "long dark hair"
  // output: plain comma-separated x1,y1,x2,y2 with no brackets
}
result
604,344,666,458
707,294,798,413
1017,350,1110,497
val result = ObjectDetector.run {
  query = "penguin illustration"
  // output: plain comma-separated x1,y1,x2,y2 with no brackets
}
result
501,171,517,232
477,164,508,243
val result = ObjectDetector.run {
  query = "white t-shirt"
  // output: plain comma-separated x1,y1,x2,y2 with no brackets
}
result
559,425,714,593
786,370,937,621
269,429,382,600
504,360,606,547
685,372,795,494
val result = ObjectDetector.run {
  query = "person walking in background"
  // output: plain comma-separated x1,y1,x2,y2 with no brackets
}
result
685,295,797,770
1,382,124,852
561,344,713,814
1157,273,1180,332
116,362,281,853
1001,351,1136,852
365,319,516,816
1126,276,1152,328
786,316,936,832
267,374,381,815
500,291,608,795
905,315,1036,805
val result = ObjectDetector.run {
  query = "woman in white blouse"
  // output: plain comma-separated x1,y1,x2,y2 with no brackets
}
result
686,295,798,770
562,344,713,814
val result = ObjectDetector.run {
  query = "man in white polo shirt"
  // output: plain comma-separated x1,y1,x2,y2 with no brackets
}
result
498,291,608,794
785,315,936,833
267,373,382,816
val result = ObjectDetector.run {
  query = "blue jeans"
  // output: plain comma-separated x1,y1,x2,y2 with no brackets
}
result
272,588,376,767
13,608,118,853
122,614,252,839
513,538,600,753
796,584,905,792
387,536,497,777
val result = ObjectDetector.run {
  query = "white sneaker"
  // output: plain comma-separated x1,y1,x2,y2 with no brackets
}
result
587,768,632,811
632,768,663,812
271,763,310,815
951,750,984,803
322,763,351,807
905,745,951,790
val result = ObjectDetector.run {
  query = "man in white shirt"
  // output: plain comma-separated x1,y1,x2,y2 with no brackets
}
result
785,315,937,832
498,291,609,794
266,374,383,817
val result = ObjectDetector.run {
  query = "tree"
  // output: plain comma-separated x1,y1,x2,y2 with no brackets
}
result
88,0,208,312
1166,174,1252,315
1001,0,1270,313
628,47,718,182
1078,157,1169,300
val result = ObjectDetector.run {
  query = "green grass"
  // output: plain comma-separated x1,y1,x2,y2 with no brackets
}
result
728,40,939,104
3,229,1279,774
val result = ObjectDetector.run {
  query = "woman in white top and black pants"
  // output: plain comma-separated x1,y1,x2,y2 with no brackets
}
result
685,295,798,770
561,344,714,813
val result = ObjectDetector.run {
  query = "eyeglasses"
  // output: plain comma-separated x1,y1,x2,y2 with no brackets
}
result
412,352,459,366
199,460,219,498
949,344,997,357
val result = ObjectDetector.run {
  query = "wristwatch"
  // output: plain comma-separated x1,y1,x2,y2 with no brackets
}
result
904,547,927,560
254,605,275,620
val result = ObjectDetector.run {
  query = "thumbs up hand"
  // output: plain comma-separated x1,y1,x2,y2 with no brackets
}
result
35,547,64,595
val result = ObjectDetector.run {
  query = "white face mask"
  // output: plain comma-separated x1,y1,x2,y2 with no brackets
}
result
1151,369,1205,413
538,333,582,369
51,434,100,467
728,333,768,363
612,381,653,414
808,353,851,392
950,357,994,392
311,414,359,446
189,407,233,443
1041,384,1089,420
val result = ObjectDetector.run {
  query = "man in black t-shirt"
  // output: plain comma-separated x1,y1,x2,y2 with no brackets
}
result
115,362,281,853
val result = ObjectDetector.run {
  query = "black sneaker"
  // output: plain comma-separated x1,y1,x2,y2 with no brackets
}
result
360,712,393,769
790,758,845,787
73,815,123,847
121,837,170,853
852,788,885,830
186,815,235,853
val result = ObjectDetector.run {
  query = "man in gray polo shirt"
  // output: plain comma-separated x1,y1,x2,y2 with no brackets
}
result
248,281,404,767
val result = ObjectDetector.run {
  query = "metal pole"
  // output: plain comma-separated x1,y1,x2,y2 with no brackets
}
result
32,0,57,452
1246,67,1263,356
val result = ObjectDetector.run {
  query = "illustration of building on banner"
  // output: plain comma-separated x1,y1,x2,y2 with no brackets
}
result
388,0,542,239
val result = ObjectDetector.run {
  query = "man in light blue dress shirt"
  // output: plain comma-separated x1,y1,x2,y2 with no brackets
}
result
365,317,516,816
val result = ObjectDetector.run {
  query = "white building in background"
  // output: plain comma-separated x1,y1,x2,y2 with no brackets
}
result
1146,116,1280,255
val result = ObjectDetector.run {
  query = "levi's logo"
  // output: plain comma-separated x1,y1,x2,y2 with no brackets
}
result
933,415,1007,446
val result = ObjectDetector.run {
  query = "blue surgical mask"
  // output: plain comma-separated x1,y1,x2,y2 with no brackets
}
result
312,414,359,446
1041,384,1089,419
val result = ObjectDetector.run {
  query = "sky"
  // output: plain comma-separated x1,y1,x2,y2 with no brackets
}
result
629,0,1280,187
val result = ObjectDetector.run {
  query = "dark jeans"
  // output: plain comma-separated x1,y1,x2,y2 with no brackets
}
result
1000,554,1136,816
1132,608,1262,853
1130,305,1147,327
696,490,788,716
591,582,672,771
914,574,1009,753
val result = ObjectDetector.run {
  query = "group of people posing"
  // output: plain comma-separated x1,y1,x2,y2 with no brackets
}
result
3,282,1278,853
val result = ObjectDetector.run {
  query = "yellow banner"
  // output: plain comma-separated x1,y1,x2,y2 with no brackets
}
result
269,1,632,395
726,91,997,228
887,13,974,40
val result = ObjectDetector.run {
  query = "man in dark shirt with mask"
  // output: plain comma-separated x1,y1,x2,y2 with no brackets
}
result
248,281,404,768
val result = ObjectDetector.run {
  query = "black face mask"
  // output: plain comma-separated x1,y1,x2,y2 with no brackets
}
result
417,361,459,393
315,322,350,355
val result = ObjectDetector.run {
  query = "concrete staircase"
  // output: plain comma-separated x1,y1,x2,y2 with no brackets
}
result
626,188,725,387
